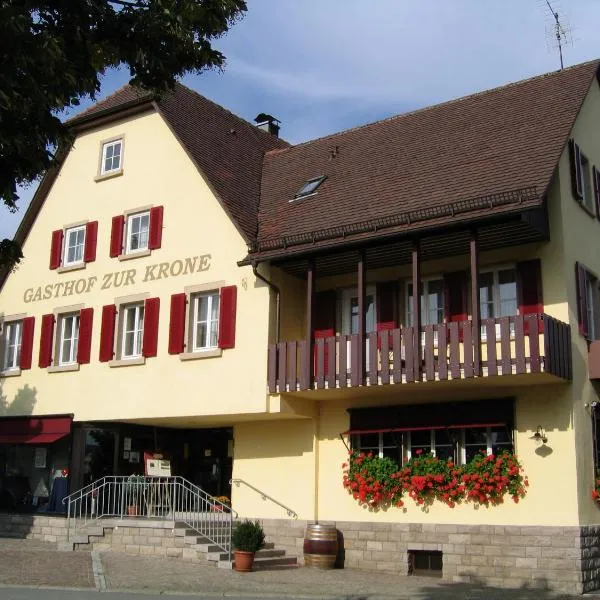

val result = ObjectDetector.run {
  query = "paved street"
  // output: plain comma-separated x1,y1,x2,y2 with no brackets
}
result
0,538,595,600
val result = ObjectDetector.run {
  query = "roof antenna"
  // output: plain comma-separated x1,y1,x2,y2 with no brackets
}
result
543,0,572,70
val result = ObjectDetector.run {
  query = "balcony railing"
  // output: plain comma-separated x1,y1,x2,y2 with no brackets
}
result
267,314,572,393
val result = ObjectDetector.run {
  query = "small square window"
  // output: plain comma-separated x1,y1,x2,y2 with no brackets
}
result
63,225,86,266
57,313,80,366
191,292,220,351
2,321,22,371
126,212,150,254
121,303,145,359
101,140,123,175
294,176,326,199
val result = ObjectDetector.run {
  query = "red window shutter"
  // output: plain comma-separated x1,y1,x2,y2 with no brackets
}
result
19,317,35,370
110,215,124,258
168,293,187,355
99,304,117,362
142,297,160,358
569,139,583,201
38,313,55,368
516,259,544,334
84,221,98,263
594,166,600,218
444,271,468,341
575,262,590,338
77,308,94,364
49,229,63,270
218,285,237,350
148,206,164,250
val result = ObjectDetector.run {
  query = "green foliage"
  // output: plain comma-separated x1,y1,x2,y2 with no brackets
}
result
0,0,246,270
232,520,265,553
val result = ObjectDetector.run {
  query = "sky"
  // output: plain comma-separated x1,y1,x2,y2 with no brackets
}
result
2,0,599,240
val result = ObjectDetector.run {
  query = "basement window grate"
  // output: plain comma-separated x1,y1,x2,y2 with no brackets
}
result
408,550,443,577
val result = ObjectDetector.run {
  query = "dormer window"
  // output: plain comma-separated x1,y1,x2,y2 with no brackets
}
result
293,176,326,200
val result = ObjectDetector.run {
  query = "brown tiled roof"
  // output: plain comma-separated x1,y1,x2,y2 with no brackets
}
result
251,59,600,261
69,83,289,244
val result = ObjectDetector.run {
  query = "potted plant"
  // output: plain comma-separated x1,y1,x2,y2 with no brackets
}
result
211,495,231,512
125,474,145,516
232,520,265,572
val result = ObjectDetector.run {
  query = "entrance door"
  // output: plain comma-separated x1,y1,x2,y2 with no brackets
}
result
83,428,117,485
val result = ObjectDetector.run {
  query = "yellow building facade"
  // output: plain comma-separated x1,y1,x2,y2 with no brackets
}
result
2,61,600,592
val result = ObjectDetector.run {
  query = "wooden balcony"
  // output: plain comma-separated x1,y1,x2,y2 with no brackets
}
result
267,314,572,393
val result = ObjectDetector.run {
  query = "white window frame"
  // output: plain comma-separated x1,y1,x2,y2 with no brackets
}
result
101,139,123,175
479,265,517,339
63,225,86,267
191,291,220,352
121,303,145,359
2,320,22,372
341,285,377,335
125,211,150,255
579,152,595,214
57,313,80,366
405,277,445,327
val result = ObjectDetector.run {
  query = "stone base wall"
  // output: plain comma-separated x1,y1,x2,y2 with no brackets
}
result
0,514,69,544
258,518,600,594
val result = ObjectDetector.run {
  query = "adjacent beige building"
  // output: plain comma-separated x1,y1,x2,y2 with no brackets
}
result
2,60,600,592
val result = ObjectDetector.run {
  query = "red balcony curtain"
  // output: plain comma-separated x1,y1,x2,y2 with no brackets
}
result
168,293,187,354
376,281,398,348
444,271,467,341
516,259,544,334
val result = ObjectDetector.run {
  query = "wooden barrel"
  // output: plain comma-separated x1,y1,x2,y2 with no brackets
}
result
303,523,338,569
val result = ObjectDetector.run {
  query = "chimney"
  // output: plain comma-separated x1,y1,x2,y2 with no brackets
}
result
254,113,281,137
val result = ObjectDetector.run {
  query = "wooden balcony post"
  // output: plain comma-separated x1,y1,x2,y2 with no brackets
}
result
470,230,482,376
304,259,315,390
357,249,366,385
412,240,421,379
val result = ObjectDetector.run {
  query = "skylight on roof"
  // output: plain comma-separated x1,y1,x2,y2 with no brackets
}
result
294,175,326,200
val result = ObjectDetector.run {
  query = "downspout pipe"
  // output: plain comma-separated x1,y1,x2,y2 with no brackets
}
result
252,261,280,343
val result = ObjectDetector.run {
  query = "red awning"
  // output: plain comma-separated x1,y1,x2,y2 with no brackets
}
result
0,415,72,444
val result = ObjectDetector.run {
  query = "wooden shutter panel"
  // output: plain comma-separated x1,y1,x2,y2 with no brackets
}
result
575,262,590,338
99,304,117,362
218,285,237,350
77,308,94,364
49,229,63,270
594,166,600,218
38,313,55,368
19,317,35,370
168,293,187,355
84,221,98,263
313,290,336,374
444,271,468,341
110,215,124,258
148,206,164,250
376,281,398,349
516,259,544,334
569,139,584,201
142,297,160,357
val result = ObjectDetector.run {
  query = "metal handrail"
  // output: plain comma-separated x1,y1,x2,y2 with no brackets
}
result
64,476,235,560
230,478,298,519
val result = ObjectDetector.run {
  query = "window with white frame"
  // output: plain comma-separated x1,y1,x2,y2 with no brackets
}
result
57,313,80,366
341,286,376,335
125,211,149,254
63,225,86,266
191,292,220,351
121,303,144,358
406,278,444,326
479,268,517,320
101,139,123,175
2,320,22,371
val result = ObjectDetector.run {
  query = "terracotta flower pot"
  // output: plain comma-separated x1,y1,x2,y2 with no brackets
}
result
127,505,138,516
234,550,255,572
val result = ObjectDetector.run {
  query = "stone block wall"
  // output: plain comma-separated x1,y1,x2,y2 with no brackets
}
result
0,514,69,544
256,518,600,594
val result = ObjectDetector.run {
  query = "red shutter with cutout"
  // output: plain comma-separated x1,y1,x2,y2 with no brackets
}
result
218,285,237,349
313,290,336,374
110,215,124,258
148,206,164,250
376,281,398,348
142,297,160,358
594,166,600,218
19,317,35,370
38,313,55,368
99,304,117,362
84,221,98,263
516,260,544,334
49,229,63,270
444,271,468,341
575,262,590,338
569,139,584,201
77,308,94,364
168,293,187,354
